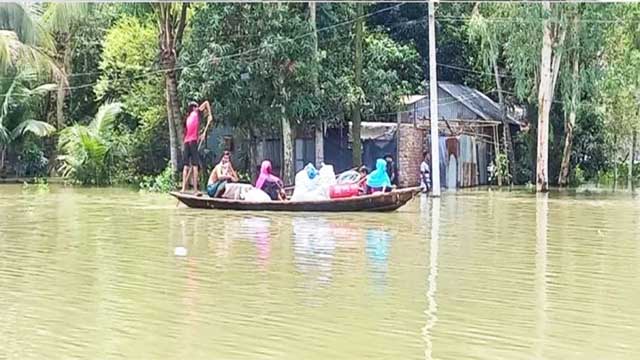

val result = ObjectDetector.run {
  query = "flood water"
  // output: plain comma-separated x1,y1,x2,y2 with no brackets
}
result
1,185,640,359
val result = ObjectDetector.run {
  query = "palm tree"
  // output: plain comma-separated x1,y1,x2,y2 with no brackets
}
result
0,69,57,171
42,3,91,128
57,102,124,185
0,3,59,75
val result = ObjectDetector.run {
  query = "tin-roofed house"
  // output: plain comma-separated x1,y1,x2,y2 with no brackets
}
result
397,82,527,189
244,82,525,188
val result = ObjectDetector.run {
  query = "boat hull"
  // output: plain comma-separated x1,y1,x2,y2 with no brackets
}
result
170,187,419,212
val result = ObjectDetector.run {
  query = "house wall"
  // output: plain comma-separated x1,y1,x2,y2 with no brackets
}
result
398,124,426,187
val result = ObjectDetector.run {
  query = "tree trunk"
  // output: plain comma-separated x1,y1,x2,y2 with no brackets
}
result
536,3,566,192
164,70,181,173
157,3,188,174
629,130,636,190
0,146,5,172
558,13,580,187
56,82,65,129
248,127,257,183
56,35,71,129
281,107,294,186
492,60,514,183
351,3,364,166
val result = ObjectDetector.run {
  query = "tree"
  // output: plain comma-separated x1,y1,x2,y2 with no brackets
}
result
95,15,167,176
0,69,56,171
351,3,364,166
42,3,91,128
599,4,640,188
57,102,125,184
154,3,189,175
180,3,317,183
0,3,60,77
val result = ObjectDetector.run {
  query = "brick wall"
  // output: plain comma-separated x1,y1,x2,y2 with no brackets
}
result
398,124,426,187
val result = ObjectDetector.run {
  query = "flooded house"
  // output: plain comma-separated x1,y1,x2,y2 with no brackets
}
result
224,82,526,188
396,82,527,188
322,82,526,188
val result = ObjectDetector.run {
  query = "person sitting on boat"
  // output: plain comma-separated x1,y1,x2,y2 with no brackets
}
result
255,160,286,201
207,150,239,198
357,165,369,193
384,154,399,187
366,158,393,194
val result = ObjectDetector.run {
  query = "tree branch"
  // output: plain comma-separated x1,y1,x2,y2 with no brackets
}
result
175,3,189,57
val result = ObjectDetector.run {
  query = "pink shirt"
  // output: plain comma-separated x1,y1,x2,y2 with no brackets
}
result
184,110,200,143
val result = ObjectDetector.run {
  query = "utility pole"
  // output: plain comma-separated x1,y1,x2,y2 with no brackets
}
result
310,1,324,167
428,0,441,196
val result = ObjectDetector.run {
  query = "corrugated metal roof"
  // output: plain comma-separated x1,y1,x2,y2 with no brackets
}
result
400,95,427,105
348,122,397,141
409,82,526,127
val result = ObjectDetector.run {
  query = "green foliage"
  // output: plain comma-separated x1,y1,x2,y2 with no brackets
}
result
95,16,159,101
57,102,125,185
0,3,59,74
14,135,48,176
569,164,585,187
496,151,512,184
94,15,168,176
0,68,56,174
139,163,175,193
181,3,316,135
69,5,117,123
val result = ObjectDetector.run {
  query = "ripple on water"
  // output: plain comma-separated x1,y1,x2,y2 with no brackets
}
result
1,186,640,359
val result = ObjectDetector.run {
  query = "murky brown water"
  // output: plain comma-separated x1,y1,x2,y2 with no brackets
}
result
1,185,640,359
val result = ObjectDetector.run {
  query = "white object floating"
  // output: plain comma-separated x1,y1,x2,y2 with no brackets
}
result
174,247,188,257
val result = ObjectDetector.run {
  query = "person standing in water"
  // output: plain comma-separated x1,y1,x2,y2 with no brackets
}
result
420,151,431,193
181,101,213,194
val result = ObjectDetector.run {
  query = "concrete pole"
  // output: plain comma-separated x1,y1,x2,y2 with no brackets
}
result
428,0,441,196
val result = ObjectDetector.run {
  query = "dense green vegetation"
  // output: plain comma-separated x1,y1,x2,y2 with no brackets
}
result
0,2,639,188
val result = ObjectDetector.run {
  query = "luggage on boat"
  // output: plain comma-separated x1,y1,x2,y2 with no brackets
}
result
329,183,360,199
244,188,272,202
317,164,337,199
291,163,324,201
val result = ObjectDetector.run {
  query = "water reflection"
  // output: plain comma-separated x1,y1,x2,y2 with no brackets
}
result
535,193,548,359
365,228,392,292
423,198,440,360
292,217,336,287
4,186,640,359
242,217,272,270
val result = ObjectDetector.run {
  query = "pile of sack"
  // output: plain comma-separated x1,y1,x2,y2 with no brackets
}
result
291,163,361,201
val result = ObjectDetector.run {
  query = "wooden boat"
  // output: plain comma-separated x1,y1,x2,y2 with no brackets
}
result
170,187,420,212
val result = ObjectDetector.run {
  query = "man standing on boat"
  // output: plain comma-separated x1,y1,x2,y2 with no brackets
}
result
181,101,213,194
